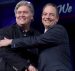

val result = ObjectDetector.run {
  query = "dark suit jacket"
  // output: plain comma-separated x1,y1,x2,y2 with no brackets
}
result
12,24,72,71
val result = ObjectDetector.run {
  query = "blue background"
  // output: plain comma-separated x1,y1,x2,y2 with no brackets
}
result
0,0,75,70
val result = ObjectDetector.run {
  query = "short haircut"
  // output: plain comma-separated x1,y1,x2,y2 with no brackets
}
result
42,3,59,17
14,0,34,15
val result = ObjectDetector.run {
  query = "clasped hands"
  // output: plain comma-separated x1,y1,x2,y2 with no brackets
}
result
25,65,38,71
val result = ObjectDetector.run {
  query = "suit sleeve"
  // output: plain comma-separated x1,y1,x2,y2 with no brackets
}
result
11,25,67,48
0,29,5,40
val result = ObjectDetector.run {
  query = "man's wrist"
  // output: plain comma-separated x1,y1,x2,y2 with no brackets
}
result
9,39,12,45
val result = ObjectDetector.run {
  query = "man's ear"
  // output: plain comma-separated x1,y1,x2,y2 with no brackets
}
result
31,16,34,21
56,16,59,23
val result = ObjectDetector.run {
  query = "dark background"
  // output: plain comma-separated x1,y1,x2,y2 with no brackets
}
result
0,0,75,70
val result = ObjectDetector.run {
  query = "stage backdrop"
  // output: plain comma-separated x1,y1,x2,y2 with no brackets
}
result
0,0,75,70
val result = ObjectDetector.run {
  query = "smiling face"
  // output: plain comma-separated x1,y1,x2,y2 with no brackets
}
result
42,5,59,29
15,5,33,27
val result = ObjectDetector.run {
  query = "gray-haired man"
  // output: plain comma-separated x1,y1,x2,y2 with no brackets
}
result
0,1,38,71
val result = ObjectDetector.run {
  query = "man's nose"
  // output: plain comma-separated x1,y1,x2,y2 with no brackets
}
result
45,14,50,19
46,16,50,20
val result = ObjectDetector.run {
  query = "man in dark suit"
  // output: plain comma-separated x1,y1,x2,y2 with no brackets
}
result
0,1,38,71
0,3,73,71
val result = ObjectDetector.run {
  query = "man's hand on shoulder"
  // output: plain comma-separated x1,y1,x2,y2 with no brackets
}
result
0,37,12,47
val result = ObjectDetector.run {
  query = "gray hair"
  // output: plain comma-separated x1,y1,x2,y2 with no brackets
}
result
14,0,34,15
